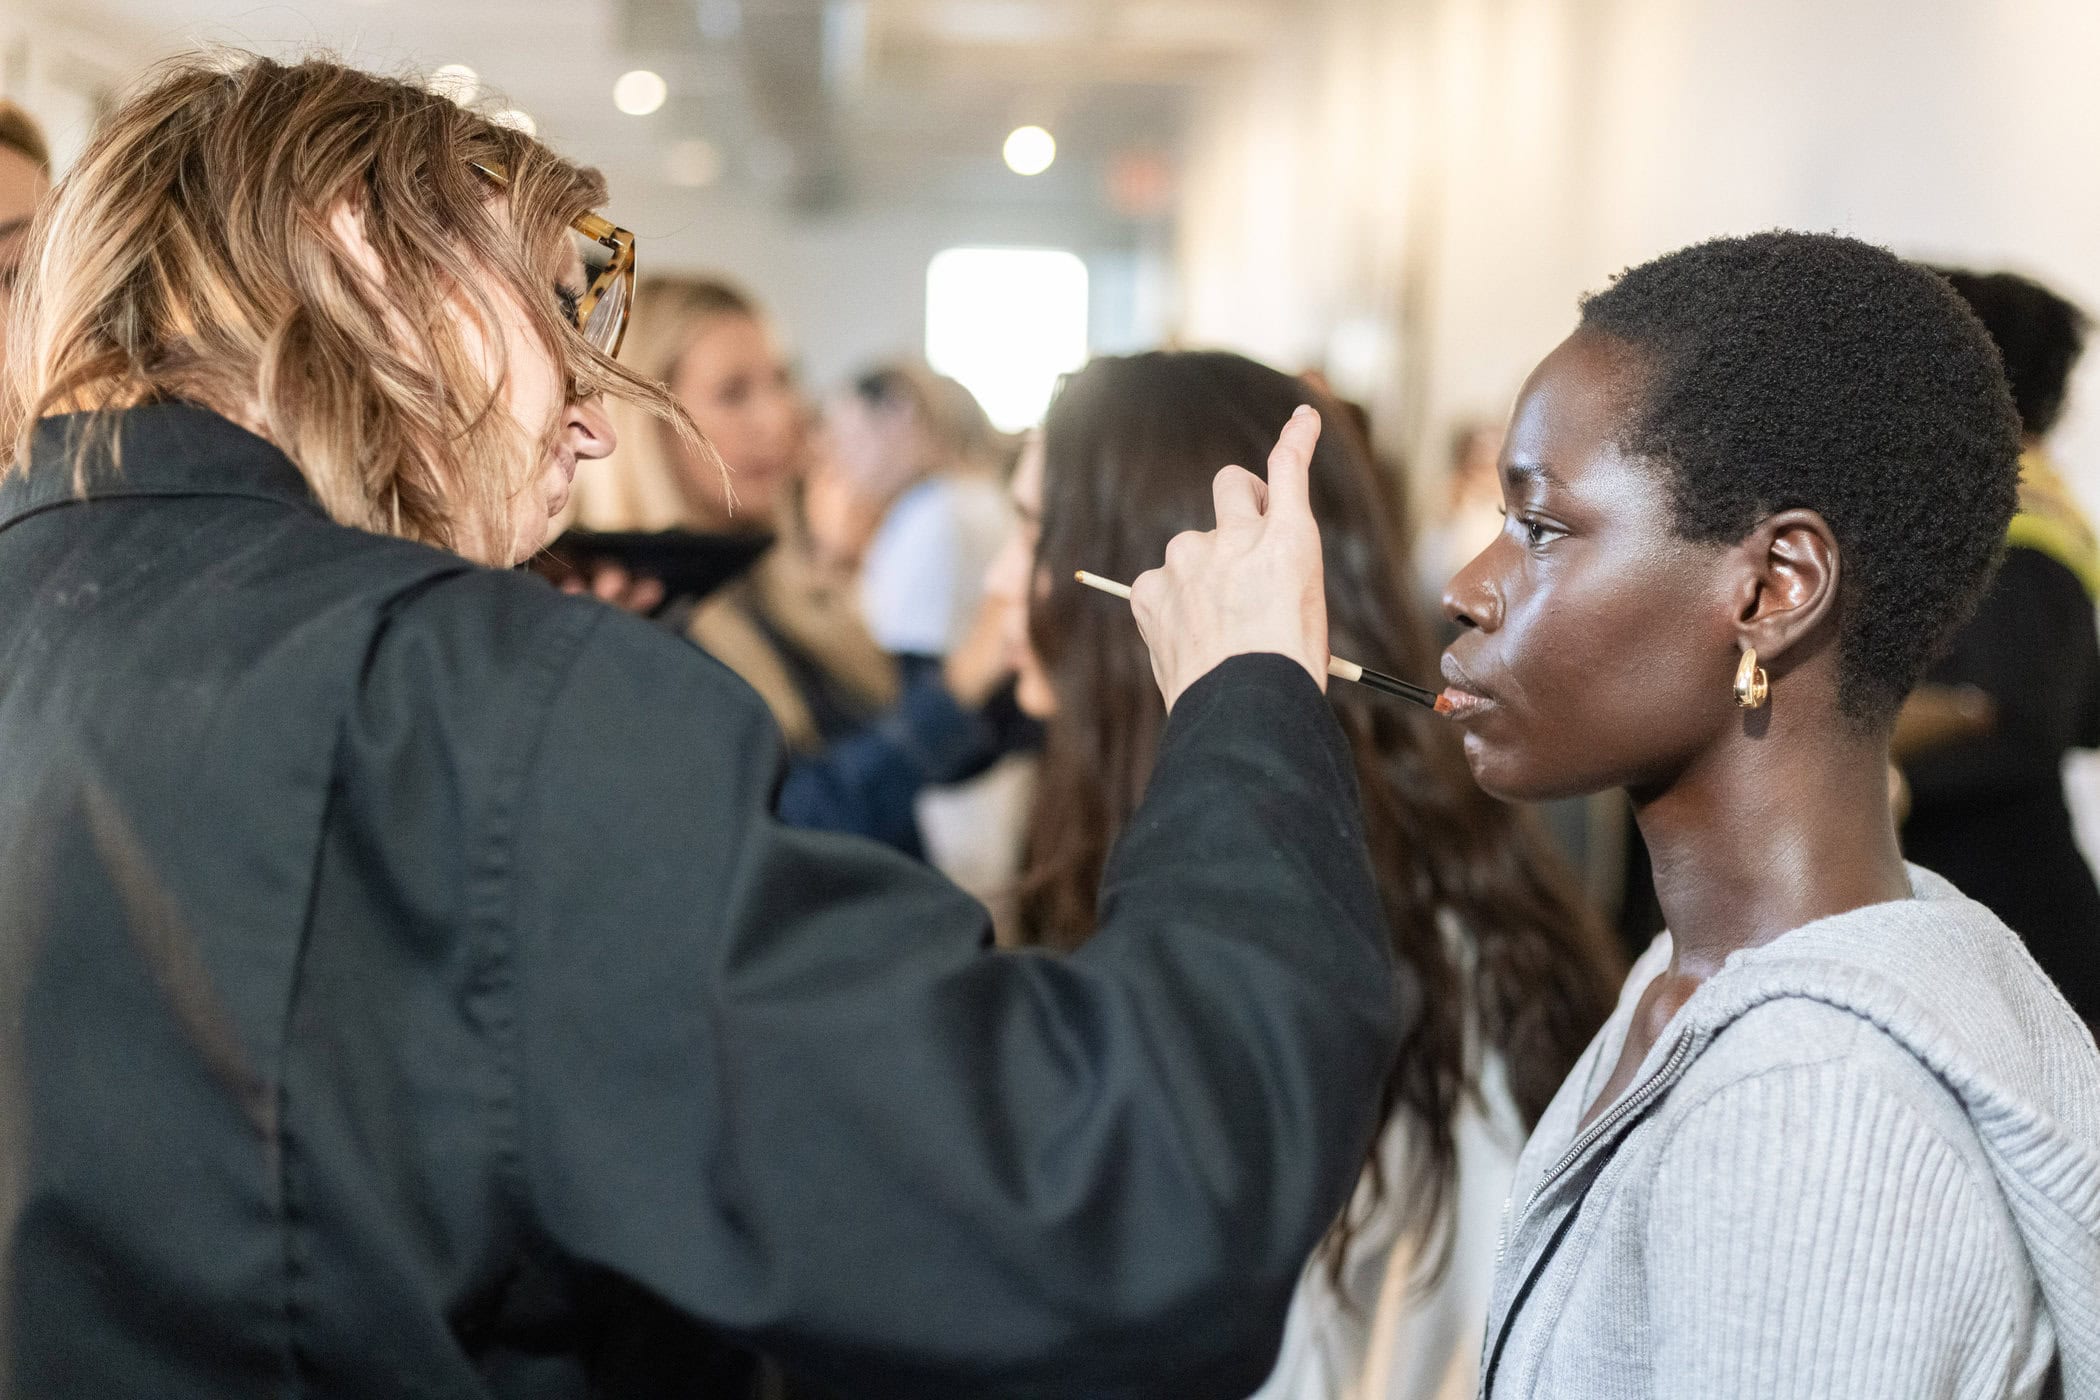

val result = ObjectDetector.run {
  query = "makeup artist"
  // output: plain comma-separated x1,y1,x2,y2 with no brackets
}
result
0,55,1399,1398
1447,232,2100,1399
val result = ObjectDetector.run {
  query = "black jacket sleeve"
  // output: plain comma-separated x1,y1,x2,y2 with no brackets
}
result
772,659,1005,855
504,610,1402,1399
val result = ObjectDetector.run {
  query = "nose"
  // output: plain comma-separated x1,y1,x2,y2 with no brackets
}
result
1441,540,1503,633
569,395,617,461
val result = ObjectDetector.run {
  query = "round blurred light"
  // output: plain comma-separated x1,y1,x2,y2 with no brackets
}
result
1003,125,1056,176
490,108,537,137
665,138,724,188
428,63,479,102
614,70,669,117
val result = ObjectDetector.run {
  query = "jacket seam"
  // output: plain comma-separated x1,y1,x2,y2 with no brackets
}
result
467,598,609,1225
277,557,482,1398
0,486,320,538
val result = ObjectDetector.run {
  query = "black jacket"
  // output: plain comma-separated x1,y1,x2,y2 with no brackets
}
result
0,404,1402,1399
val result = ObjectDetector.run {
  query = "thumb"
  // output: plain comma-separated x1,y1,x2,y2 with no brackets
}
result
1263,405,1321,519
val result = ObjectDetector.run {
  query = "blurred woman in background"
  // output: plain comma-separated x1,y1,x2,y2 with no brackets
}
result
571,275,899,756
813,361,1036,916
985,350,1624,1400
569,276,1021,855
818,361,1014,659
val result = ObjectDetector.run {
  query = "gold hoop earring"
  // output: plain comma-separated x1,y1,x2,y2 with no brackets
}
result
1733,648,1770,710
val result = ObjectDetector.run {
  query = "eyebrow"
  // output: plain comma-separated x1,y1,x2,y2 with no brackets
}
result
1503,459,1568,492
0,217,28,238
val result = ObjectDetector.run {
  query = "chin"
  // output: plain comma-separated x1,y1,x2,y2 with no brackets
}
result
1459,728,1599,805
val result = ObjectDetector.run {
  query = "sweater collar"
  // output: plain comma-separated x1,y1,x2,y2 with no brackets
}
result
0,402,324,534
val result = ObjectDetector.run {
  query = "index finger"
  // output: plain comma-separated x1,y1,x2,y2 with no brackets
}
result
1264,405,1322,517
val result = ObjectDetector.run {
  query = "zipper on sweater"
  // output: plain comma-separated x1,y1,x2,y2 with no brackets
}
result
1481,1030,1702,1395
1523,1030,1699,1214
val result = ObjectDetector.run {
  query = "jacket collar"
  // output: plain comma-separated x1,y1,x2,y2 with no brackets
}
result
0,402,325,533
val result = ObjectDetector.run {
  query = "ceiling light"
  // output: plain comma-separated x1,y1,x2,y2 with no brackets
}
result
490,108,537,137
614,70,669,117
1003,125,1055,176
427,63,479,102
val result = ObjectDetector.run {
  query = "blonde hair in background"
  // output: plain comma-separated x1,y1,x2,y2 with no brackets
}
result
568,274,758,532
1,52,703,563
566,273,898,747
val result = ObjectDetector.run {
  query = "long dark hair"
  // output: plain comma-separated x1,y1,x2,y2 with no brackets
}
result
1020,351,1623,1285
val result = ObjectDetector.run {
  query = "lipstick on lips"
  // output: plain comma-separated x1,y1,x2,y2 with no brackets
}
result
1436,656,1494,719
1073,571,1456,716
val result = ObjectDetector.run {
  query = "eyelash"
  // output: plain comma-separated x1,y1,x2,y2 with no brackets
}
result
554,283,583,330
1500,506,1559,548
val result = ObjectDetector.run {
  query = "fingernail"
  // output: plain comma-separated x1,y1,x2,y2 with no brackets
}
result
1293,404,1315,419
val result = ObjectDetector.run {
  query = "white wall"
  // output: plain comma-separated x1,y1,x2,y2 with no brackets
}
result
0,10,130,170
1175,0,2100,510
1176,0,2100,866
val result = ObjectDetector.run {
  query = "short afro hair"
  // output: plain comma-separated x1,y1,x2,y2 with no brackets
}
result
1933,268,2087,438
1579,231,2021,724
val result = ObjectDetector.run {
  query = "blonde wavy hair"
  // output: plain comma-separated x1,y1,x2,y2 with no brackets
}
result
1,52,701,562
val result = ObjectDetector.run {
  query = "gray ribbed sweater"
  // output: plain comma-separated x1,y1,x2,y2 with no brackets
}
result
1481,867,2100,1399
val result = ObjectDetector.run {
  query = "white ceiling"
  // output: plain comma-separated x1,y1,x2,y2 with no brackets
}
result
23,0,1290,216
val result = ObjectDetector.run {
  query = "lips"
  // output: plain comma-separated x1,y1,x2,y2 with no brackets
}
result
1438,652,1496,719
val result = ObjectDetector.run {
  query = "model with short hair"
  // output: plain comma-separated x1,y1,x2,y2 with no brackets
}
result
1452,231,2100,1398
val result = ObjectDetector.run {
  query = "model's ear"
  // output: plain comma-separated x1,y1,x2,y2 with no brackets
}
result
1725,507,1840,663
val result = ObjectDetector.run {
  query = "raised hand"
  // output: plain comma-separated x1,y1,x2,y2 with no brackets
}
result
1128,405,1329,710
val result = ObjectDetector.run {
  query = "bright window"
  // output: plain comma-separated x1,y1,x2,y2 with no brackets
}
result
924,248,1089,432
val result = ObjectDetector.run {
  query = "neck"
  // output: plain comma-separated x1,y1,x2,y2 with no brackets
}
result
1632,711,1909,980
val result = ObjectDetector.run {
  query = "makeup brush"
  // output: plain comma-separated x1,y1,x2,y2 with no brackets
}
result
1074,571,1453,715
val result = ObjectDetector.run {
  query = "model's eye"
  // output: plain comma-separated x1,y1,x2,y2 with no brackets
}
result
554,283,584,330
1511,513,1562,549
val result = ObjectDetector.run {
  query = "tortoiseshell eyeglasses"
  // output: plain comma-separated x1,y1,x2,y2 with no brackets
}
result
470,160,635,358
